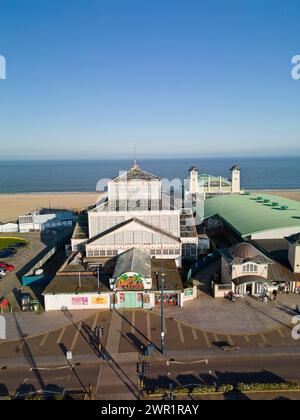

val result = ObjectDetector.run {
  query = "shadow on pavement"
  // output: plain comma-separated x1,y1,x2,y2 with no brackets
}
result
115,309,160,352
13,313,45,390
0,384,9,397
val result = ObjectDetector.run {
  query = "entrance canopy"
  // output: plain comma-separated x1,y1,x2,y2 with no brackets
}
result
233,275,267,286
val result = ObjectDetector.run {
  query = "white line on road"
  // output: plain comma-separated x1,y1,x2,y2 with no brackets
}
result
56,327,66,344
131,311,135,334
203,331,212,348
29,366,72,372
147,312,151,342
92,313,100,330
96,363,104,396
71,322,82,351
39,333,49,347
167,359,208,366
177,323,185,344
192,329,198,340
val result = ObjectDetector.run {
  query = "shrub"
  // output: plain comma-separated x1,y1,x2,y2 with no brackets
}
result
237,383,300,392
217,384,234,393
172,387,190,395
192,385,217,394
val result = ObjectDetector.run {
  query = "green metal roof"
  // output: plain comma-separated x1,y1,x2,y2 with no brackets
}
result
204,193,300,238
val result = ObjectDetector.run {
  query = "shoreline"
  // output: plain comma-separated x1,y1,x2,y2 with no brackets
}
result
0,190,299,223
0,192,100,223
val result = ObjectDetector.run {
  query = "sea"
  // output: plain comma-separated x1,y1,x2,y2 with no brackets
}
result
0,157,299,193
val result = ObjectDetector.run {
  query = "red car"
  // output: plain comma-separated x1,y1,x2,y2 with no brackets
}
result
0,263,15,271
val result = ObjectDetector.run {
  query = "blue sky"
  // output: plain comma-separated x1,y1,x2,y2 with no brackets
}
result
0,0,299,159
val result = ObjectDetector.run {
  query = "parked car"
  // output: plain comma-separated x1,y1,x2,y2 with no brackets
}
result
6,247,17,254
0,263,15,271
11,242,27,248
0,269,7,279
266,283,279,294
0,250,14,259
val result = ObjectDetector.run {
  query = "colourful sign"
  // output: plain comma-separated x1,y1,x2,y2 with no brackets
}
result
72,297,88,306
184,288,194,297
91,296,108,305
115,272,145,290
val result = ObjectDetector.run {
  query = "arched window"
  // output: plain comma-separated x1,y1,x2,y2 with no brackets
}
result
243,264,258,273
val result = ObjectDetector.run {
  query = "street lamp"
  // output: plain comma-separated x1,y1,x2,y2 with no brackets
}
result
160,271,166,354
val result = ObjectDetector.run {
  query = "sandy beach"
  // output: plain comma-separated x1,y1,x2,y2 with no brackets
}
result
0,192,100,222
0,190,300,223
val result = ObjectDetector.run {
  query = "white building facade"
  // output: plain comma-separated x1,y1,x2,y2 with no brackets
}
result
72,162,199,265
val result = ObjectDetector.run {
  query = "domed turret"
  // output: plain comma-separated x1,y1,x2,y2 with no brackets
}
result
230,242,260,259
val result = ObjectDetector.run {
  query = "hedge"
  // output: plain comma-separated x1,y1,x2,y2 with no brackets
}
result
237,383,300,392
192,385,217,394
148,382,300,396
217,384,234,393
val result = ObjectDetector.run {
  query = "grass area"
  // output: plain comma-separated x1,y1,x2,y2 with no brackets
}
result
0,237,27,250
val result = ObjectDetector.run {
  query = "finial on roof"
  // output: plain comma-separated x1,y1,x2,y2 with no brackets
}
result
131,144,140,170
132,159,139,170
230,165,241,171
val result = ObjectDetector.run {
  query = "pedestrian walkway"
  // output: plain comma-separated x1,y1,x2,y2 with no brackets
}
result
2,310,99,341
153,292,300,335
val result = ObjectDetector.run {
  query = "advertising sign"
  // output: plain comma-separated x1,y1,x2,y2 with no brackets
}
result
115,272,145,290
72,297,88,306
91,296,108,305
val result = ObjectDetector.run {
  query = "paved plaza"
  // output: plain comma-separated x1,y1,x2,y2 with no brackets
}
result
155,293,300,335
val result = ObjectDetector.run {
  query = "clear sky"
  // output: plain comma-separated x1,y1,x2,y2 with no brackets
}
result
0,0,299,159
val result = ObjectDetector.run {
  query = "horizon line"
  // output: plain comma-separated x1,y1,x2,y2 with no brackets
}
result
0,154,300,162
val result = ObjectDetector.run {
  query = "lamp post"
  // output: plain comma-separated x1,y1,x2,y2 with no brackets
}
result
160,271,166,354
97,266,100,289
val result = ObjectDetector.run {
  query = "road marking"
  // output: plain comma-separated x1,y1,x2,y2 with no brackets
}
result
96,363,104,396
167,359,208,366
30,366,72,372
39,333,49,347
260,334,269,345
146,312,151,342
131,311,136,334
277,329,285,338
227,335,234,346
56,327,66,344
203,331,212,348
244,335,250,343
71,322,82,351
92,313,100,330
177,323,185,344
18,340,27,351
192,329,198,340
